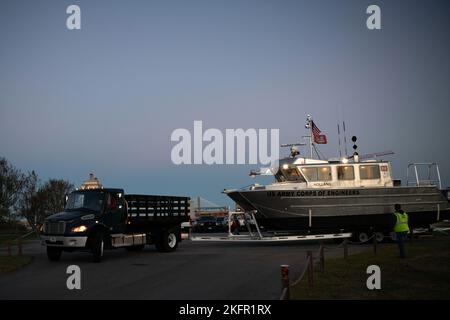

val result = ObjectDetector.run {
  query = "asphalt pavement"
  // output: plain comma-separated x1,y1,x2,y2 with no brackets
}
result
0,234,363,299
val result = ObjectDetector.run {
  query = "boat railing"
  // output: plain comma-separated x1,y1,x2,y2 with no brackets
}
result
407,163,442,189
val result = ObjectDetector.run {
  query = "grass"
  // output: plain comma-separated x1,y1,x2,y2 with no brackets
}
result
0,230,39,245
0,256,32,274
291,235,450,300
0,229,36,273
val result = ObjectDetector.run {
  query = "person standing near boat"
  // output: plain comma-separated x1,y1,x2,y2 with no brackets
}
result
393,204,410,259
231,217,241,235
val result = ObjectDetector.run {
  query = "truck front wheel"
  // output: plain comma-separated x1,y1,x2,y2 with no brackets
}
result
90,231,105,263
47,247,62,261
156,229,179,252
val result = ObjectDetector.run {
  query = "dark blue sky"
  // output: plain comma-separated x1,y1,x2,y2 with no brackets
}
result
1,0,449,206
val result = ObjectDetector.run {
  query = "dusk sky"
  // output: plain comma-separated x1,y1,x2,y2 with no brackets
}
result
1,0,449,206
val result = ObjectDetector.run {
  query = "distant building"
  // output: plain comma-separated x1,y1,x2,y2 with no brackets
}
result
80,173,102,190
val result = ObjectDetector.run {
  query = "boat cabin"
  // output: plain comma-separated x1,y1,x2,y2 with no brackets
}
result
273,157,393,189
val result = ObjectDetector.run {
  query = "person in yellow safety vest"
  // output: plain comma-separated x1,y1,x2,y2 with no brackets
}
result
393,204,410,259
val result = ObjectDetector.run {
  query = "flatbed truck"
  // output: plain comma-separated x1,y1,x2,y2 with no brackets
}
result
41,188,190,262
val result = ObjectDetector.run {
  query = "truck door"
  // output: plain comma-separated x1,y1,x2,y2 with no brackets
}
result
104,192,127,234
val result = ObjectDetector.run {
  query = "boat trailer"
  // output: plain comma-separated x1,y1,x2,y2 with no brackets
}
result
190,211,352,243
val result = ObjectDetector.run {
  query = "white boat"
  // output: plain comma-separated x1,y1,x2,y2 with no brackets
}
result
224,116,450,239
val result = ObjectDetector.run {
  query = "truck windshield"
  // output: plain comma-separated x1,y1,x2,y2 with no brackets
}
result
65,191,105,212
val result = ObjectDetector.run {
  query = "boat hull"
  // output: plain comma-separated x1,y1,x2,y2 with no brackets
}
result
226,186,450,232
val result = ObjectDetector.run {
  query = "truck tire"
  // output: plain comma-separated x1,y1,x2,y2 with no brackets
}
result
47,246,62,261
91,231,105,263
156,228,179,252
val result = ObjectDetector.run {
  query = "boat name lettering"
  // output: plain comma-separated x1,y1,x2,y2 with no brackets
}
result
312,182,332,187
266,190,360,197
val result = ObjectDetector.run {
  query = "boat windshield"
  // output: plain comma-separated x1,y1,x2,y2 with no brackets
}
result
276,166,306,182
65,191,105,212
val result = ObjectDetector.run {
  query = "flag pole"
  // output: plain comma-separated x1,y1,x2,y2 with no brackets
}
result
309,116,313,159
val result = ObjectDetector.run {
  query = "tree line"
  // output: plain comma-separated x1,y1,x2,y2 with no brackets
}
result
0,157,74,232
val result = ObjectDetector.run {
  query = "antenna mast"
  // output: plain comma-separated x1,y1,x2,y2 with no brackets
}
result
343,121,348,156
337,123,342,158
305,115,313,158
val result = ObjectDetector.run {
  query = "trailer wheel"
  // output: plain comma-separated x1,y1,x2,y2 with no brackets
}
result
91,231,105,263
47,247,62,261
375,232,385,243
357,232,369,243
157,229,179,252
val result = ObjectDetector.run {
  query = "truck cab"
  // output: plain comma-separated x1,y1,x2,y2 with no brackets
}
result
41,188,190,262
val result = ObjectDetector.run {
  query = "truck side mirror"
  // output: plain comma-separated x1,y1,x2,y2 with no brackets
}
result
64,194,69,206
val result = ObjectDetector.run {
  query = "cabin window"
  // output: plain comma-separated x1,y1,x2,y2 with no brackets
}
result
318,167,332,181
359,165,381,179
337,166,355,180
301,166,332,181
301,167,317,181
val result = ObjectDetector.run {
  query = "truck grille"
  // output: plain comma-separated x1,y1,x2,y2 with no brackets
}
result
44,221,66,235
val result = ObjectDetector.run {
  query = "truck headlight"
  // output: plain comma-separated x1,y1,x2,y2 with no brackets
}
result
71,225,87,233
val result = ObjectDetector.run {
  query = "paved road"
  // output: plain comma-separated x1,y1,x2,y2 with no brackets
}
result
0,235,362,299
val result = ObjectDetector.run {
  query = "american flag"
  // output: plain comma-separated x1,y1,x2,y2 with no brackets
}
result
311,121,327,144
